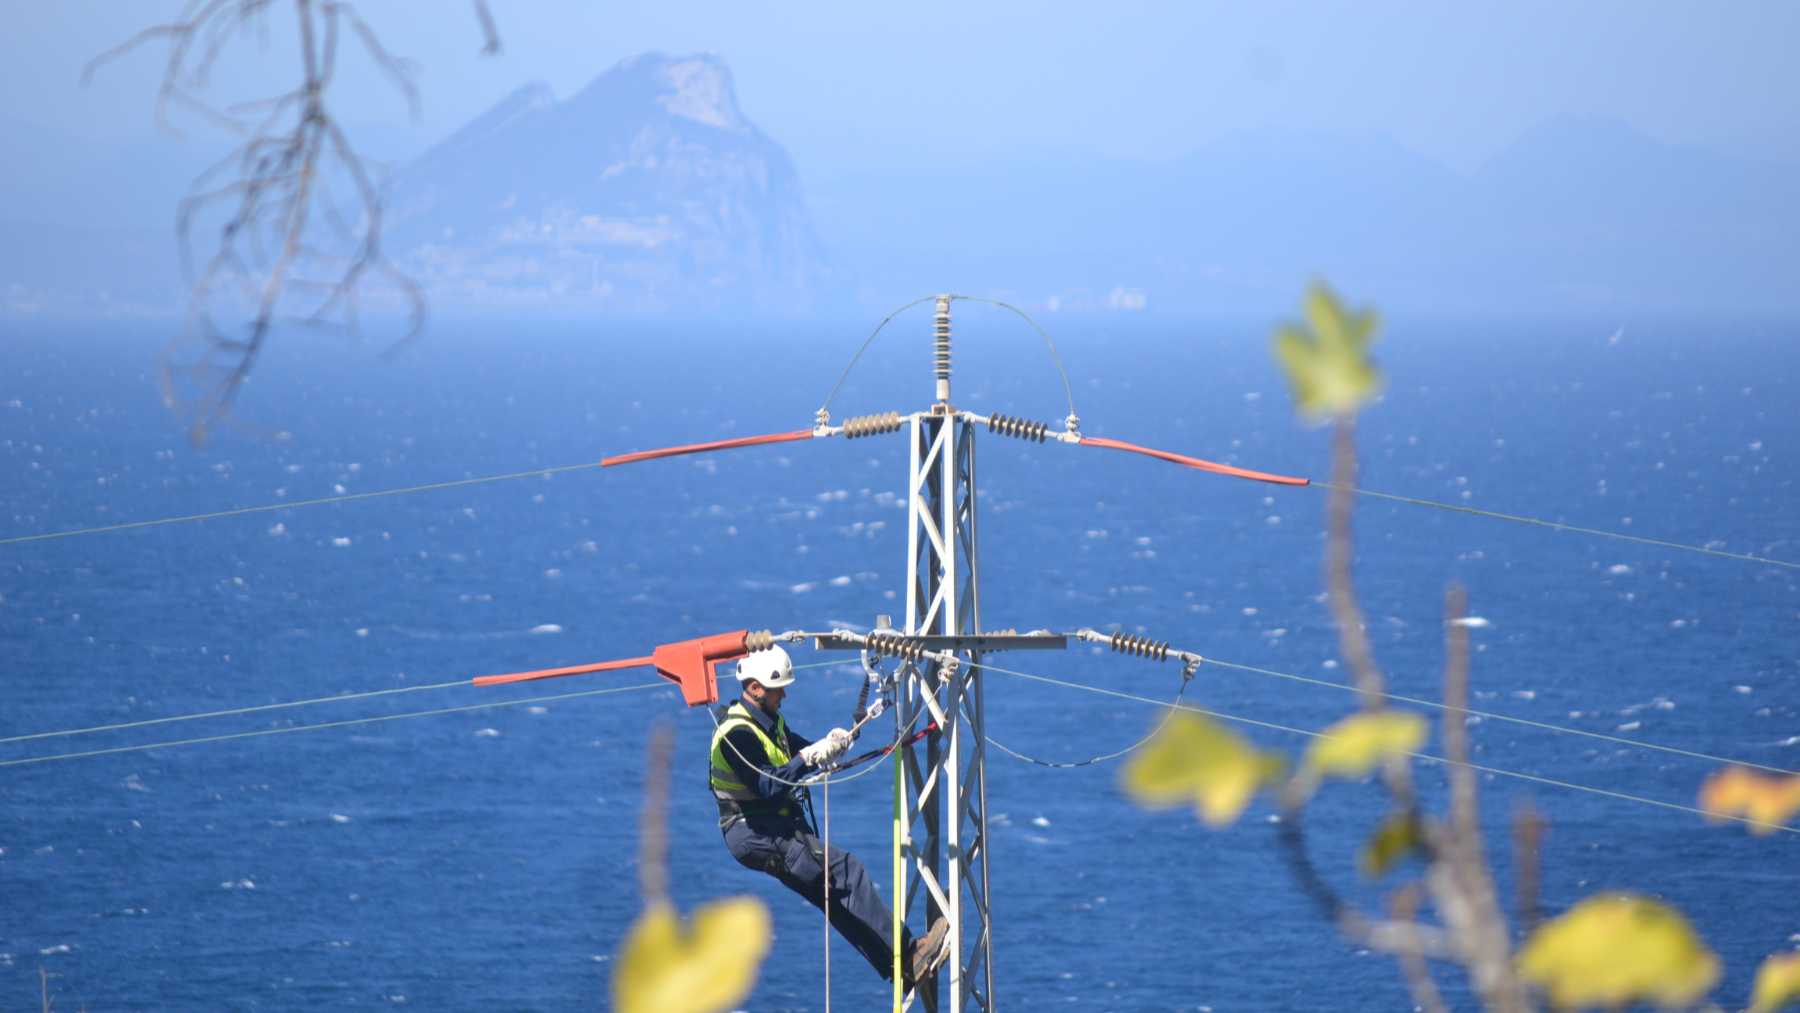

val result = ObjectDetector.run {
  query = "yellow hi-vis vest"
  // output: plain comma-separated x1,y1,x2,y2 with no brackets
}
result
709,701,797,824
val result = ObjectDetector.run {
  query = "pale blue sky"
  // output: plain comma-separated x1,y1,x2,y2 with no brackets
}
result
6,1,1799,176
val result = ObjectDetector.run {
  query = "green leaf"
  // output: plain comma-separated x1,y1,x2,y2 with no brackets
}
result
1751,951,1800,1013
1517,893,1719,1010
614,897,772,1013
1358,811,1424,878
1121,711,1284,827
1272,281,1382,421
1304,711,1426,780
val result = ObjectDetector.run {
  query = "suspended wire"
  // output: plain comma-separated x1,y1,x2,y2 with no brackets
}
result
1333,483,1800,571
1201,657,1799,777
0,657,853,747
0,679,470,745
0,682,668,769
975,659,1798,835
817,294,939,419
976,660,1193,768
945,294,1079,423
5,440,1792,583
0,462,603,547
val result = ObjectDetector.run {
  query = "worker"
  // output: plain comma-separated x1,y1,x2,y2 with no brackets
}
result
710,644,949,999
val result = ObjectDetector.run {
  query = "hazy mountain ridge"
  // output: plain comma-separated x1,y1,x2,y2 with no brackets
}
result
385,53,838,315
2,57,1794,319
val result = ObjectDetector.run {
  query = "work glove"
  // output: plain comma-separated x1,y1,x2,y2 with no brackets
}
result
798,727,854,767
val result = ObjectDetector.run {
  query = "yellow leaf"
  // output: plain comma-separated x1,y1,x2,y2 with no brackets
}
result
1517,893,1719,1010
1121,711,1284,827
1699,766,1800,835
1304,711,1427,780
1358,812,1424,879
1272,281,1382,421
1751,951,1800,1013
614,897,772,1013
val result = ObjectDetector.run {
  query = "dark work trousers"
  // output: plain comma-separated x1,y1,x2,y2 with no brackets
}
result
724,815,913,979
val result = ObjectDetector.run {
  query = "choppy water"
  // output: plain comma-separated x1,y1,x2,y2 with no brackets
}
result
3,315,1797,1010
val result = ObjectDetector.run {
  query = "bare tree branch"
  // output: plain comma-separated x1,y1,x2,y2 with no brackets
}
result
1389,884,1449,1013
1511,801,1544,935
473,0,501,55
640,724,674,905
89,0,498,443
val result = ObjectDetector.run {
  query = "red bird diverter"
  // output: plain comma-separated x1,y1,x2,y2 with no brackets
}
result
651,629,757,707
471,629,764,708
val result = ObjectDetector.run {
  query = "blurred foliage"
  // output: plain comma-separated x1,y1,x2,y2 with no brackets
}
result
1698,766,1800,835
613,897,772,1013
1516,893,1719,1010
1303,711,1426,782
1358,812,1425,879
1273,281,1382,421
1751,952,1800,1013
1121,711,1284,827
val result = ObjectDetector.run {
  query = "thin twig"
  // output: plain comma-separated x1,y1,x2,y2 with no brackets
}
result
1389,884,1448,1013
1512,801,1544,936
89,0,493,442
640,724,673,904
1326,418,1387,709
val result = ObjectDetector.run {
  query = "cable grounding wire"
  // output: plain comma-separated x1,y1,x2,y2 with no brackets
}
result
1332,483,1799,571
974,658,1197,769
974,659,1798,836
816,294,939,420
945,294,1079,424
1,682,668,768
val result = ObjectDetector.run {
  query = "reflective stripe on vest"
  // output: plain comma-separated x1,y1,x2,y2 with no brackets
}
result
709,701,792,803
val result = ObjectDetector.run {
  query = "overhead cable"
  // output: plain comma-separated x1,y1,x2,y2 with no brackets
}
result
976,659,1798,836
0,658,854,747
1202,656,1799,777
0,462,603,547
1335,483,1799,571
0,682,669,769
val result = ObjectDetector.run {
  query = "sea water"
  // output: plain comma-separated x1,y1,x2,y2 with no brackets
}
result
3,315,1796,1010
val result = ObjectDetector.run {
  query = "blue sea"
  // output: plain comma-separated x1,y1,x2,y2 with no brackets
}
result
3,314,1797,1011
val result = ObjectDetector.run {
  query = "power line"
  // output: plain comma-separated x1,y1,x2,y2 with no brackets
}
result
0,678,468,744
0,658,853,746
0,682,667,768
1200,657,1799,777
0,462,603,547
6,461,1793,581
1336,484,1799,571
975,659,1798,836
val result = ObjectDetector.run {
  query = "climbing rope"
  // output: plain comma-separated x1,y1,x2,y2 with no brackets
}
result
822,774,832,1013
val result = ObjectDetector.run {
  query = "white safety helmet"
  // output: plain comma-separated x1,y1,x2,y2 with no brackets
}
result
735,645,795,688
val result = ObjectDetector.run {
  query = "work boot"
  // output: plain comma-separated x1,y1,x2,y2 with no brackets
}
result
906,917,950,988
